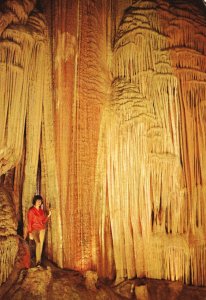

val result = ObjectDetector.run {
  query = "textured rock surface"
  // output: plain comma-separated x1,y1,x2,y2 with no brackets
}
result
0,187,18,286
52,0,110,271
84,270,98,291
0,0,63,267
2,262,206,300
0,0,206,290
2,263,126,300
95,0,206,284
5,267,52,300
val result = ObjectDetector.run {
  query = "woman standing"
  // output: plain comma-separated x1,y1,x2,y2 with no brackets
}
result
27,195,51,267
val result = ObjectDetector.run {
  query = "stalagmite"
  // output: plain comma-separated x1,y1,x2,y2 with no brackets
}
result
0,187,18,286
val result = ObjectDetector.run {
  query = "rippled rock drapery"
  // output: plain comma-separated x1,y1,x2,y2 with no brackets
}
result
0,0,63,270
95,0,206,285
52,0,110,271
1,0,206,291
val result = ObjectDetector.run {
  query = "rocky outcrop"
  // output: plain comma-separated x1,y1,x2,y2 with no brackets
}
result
0,186,18,286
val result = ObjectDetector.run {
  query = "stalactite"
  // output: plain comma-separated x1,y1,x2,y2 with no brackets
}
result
21,27,46,232
0,0,63,268
40,37,63,267
95,0,206,285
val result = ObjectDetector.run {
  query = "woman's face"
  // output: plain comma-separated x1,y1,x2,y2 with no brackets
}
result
35,199,42,207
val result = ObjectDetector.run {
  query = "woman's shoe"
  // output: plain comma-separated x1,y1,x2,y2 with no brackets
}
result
36,262,42,268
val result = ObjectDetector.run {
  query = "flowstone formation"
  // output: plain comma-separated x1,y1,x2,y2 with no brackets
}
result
0,186,18,286
95,0,206,285
1,0,206,293
0,0,62,288
0,0,62,262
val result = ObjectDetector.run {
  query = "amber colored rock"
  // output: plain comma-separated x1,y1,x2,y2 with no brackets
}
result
0,238,30,299
0,187,18,286
84,270,98,291
95,0,206,284
1,0,206,291
135,285,149,300
6,267,52,300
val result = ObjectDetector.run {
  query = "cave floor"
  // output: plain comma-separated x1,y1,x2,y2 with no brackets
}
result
1,260,206,300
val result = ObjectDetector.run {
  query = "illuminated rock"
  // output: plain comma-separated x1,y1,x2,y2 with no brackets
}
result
0,187,18,285
0,0,206,291
95,0,206,284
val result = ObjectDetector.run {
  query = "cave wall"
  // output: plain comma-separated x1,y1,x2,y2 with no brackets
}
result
99,0,206,285
0,0,63,285
51,0,206,285
0,0,206,288
52,0,110,270
96,0,206,285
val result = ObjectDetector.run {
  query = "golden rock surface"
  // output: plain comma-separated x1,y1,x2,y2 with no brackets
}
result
0,0,206,291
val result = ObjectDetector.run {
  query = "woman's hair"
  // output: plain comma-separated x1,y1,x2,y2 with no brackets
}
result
32,195,43,205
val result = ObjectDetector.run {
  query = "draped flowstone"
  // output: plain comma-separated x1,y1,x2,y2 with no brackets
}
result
52,0,109,271
0,0,206,288
0,1,63,279
95,0,206,285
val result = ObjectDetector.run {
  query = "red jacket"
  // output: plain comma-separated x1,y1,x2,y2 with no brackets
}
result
27,206,48,233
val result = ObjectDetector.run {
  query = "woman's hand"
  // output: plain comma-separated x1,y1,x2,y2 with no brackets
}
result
48,210,52,218
29,233,34,240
